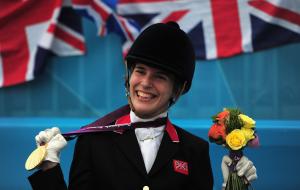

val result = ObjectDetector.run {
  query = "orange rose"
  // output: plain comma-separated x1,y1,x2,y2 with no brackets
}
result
216,110,230,125
208,123,226,144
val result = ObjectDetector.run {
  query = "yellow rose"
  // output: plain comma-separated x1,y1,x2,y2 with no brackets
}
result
241,127,255,142
226,129,246,150
239,114,255,128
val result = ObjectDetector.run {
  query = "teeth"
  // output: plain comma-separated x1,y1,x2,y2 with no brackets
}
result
137,91,153,98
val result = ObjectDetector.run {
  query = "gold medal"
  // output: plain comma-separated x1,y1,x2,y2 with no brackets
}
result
25,145,47,171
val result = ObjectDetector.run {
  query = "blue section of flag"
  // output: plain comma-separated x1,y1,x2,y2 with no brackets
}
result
103,0,118,10
188,22,206,59
251,15,300,51
59,7,83,34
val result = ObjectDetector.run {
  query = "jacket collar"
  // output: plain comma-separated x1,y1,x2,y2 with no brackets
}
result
115,113,180,143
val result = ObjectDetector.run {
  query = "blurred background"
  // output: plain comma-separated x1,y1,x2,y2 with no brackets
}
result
1,0,300,189
2,20,300,120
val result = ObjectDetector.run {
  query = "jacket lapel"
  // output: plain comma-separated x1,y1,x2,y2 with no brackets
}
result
113,130,147,176
148,131,179,176
112,113,180,177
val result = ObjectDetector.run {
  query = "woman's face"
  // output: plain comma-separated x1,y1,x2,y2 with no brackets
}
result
129,63,175,118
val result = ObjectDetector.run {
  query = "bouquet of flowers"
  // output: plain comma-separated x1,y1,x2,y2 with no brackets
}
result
208,108,259,190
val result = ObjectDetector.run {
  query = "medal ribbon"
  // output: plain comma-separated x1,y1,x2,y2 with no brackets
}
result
62,117,167,141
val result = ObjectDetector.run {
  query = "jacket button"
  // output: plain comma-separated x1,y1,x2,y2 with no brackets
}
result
143,186,150,190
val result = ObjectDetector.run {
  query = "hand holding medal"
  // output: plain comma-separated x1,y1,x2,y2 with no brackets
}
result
25,117,167,170
25,127,67,171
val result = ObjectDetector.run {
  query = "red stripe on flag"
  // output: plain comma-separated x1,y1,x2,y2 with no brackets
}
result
1,33,29,86
71,0,87,5
92,1,110,21
48,23,56,33
211,0,242,57
161,10,189,23
249,0,300,26
49,24,85,52
119,17,135,42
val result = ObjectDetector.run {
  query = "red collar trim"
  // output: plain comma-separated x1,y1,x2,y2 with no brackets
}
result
114,114,131,134
165,119,180,143
115,114,180,142
115,114,131,125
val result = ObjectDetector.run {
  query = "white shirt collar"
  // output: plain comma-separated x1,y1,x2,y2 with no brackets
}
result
131,111,167,141
130,111,168,123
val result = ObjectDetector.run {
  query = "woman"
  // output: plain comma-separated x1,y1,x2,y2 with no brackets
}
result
28,22,256,190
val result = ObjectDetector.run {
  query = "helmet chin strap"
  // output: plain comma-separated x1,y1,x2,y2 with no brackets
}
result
169,81,187,107
126,91,135,113
124,61,135,112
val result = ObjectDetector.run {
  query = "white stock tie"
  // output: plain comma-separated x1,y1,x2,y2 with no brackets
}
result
131,111,166,173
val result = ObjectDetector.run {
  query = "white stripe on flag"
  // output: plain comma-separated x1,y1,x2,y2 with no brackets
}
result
238,0,253,53
25,21,49,82
202,0,217,59
39,28,84,56
250,4,300,34
63,0,72,6
94,0,113,15
51,37,83,56
0,54,3,87
26,48,37,82
117,0,199,14
269,0,300,14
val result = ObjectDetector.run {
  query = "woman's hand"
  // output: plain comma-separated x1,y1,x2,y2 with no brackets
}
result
35,127,67,168
221,155,257,189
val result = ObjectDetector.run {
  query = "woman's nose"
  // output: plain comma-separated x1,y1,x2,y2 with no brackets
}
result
140,75,153,88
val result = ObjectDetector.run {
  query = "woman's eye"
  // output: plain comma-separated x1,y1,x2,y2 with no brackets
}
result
156,75,168,80
135,69,145,75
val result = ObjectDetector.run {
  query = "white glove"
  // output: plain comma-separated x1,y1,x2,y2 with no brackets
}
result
35,127,67,163
221,155,257,188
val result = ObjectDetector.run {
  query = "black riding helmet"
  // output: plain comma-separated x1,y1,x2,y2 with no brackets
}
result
125,21,195,94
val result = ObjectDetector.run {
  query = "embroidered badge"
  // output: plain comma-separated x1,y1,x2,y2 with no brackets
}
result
173,159,189,175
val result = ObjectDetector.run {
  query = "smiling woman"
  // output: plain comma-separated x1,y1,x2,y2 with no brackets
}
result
129,63,175,118
27,22,256,190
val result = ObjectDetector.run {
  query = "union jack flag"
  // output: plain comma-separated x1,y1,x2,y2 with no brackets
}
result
73,0,300,59
173,159,189,175
0,0,85,87
2,0,300,88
